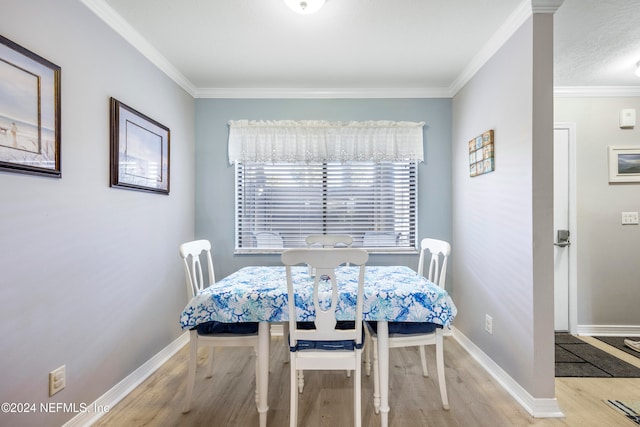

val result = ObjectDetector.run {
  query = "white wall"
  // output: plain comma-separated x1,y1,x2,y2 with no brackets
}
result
0,1,195,425
555,96,640,330
451,13,555,399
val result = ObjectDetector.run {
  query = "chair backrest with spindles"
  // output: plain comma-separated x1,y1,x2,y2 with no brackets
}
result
179,239,215,300
305,234,353,248
417,238,451,289
282,248,368,347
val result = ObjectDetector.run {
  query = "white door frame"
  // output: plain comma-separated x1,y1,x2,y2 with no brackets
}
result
554,122,578,334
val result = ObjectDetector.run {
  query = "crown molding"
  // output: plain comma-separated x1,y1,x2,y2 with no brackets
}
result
80,0,197,97
531,0,564,14
448,0,532,96
80,0,533,100
194,86,452,99
87,0,600,101
82,0,451,99
554,86,640,97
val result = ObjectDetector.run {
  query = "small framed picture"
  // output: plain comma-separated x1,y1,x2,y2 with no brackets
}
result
110,98,170,194
0,35,61,177
469,130,494,177
608,146,640,183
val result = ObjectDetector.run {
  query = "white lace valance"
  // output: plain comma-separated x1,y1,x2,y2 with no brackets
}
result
227,120,425,164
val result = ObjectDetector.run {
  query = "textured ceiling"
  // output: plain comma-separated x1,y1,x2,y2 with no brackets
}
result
554,0,640,87
93,0,640,96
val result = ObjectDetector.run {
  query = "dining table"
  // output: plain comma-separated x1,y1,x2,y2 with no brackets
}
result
180,264,457,427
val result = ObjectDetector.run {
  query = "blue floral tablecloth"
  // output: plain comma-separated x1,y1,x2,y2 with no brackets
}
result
180,265,457,330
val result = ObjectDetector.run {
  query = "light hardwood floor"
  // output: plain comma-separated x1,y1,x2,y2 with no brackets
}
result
94,336,640,426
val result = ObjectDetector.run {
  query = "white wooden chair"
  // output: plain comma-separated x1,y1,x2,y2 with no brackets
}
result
362,231,398,247
275,233,346,365
364,237,451,412
294,234,354,385
255,231,284,248
282,248,369,427
179,239,261,414
305,234,353,248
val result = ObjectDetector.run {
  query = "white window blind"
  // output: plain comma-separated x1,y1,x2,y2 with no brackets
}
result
235,161,418,253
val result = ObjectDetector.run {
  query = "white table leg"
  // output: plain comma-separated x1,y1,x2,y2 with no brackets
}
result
258,322,270,427
377,321,389,427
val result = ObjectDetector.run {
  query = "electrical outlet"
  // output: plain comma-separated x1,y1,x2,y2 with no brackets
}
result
485,314,493,335
621,211,639,225
49,365,65,396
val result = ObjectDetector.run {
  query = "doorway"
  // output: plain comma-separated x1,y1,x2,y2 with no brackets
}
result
553,123,577,333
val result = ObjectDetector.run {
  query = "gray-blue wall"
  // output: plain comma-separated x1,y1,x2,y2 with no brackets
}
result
195,98,452,278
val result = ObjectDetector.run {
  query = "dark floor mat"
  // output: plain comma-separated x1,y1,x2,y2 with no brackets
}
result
594,336,640,360
555,333,640,378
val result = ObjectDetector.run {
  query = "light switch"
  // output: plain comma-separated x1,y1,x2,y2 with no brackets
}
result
621,211,639,225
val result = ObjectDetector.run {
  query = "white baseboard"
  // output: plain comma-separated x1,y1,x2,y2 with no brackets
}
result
576,325,640,336
451,327,564,419
65,324,590,426
63,332,189,427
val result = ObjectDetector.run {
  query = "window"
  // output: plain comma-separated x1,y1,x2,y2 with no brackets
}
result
228,119,424,253
235,160,417,252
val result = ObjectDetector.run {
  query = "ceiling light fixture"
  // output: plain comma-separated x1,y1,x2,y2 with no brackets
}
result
283,0,325,14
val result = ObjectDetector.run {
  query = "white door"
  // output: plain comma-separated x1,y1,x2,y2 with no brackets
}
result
553,124,576,332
